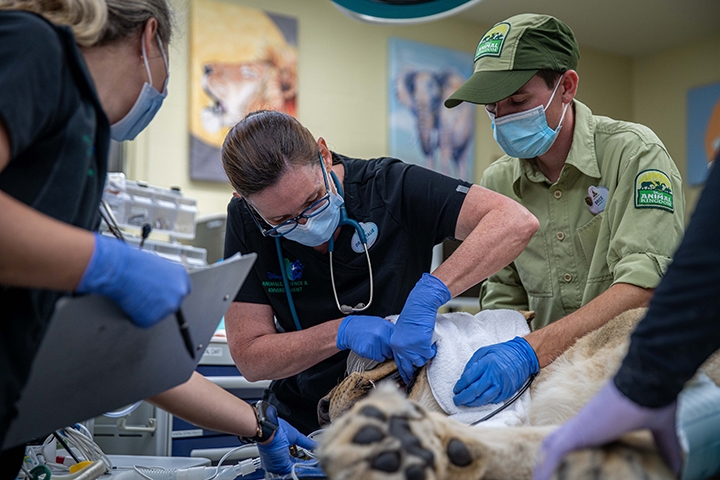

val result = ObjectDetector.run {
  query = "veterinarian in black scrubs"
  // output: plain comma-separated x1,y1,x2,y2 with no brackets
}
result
0,2,312,478
221,109,540,434
534,156,720,480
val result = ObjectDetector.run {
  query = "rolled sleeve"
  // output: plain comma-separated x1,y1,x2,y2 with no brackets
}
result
612,252,672,288
605,142,684,289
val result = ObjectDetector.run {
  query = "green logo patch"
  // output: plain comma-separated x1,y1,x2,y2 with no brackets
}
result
475,22,510,61
634,169,674,212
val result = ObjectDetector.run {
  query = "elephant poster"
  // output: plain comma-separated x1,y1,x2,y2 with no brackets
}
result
189,0,298,182
389,37,475,181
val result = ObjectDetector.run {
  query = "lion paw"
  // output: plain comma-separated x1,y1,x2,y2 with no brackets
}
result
318,383,481,480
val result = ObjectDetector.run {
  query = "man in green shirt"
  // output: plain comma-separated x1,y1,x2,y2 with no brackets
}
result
444,13,685,408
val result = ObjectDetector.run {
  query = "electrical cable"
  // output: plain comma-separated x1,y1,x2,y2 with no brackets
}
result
290,459,321,480
29,464,52,480
52,432,80,464
64,426,112,468
99,199,125,241
297,429,325,460
73,424,93,442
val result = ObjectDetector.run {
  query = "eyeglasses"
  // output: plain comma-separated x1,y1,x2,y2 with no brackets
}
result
244,153,331,238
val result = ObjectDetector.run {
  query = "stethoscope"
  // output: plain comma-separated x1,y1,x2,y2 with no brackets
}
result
274,170,374,331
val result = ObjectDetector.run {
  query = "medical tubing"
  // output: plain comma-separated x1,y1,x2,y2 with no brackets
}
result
127,463,256,480
103,401,143,418
290,460,321,480
329,171,367,245
63,426,111,467
53,431,81,463
300,428,325,459
47,461,106,479
275,237,303,331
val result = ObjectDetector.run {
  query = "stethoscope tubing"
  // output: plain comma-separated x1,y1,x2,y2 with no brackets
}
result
275,236,303,332
275,170,374,330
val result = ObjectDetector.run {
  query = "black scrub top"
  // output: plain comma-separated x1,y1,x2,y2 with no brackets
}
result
0,11,109,449
224,153,472,433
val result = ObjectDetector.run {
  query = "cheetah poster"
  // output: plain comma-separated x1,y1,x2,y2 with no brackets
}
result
687,81,720,186
189,0,298,182
389,38,475,182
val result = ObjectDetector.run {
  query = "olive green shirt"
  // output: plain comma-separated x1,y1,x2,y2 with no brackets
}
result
480,100,685,330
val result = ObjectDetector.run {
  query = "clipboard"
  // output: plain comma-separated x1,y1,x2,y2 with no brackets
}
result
3,252,256,450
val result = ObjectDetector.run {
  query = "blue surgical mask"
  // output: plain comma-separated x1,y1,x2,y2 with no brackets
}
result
487,79,569,159
110,34,169,142
282,191,343,247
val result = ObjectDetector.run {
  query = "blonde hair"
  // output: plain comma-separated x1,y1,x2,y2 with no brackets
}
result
0,0,173,47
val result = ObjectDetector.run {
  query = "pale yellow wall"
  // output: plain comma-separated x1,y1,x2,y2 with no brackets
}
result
127,0,634,218
575,48,633,121
632,34,720,217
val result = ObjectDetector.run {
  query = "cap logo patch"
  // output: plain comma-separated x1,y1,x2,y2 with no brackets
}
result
635,169,674,212
475,22,511,61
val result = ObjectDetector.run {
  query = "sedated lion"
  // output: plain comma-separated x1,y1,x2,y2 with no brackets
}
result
317,308,720,480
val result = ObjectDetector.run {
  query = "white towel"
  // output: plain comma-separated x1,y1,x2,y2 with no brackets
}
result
426,310,531,427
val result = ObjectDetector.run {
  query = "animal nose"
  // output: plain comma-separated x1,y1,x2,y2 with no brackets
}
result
317,397,331,427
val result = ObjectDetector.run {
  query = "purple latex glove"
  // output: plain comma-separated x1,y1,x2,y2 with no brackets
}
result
390,273,451,383
336,315,395,362
258,418,318,475
453,336,539,407
533,381,682,480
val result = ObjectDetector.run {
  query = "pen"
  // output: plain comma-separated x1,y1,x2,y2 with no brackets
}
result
176,308,195,359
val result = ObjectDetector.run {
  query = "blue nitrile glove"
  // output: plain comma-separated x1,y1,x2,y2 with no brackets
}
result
77,233,191,328
390,273,451,383
336,315,395,362
453,336,539,407
258,418,318,475
533,381,681,480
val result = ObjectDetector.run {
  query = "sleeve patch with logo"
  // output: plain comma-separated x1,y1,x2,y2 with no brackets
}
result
634,169,674,213
475,22,510,60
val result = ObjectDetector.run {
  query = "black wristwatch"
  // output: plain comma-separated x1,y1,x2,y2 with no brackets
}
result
238,400,280,444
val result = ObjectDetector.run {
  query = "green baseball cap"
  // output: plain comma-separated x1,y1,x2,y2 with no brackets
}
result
445,13,579,108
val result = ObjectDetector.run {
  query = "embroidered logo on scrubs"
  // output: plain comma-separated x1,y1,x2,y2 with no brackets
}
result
262,260,308,294
351,222,378,254
284,258,304,281
634,170,674,212
475,23,510,60
584,185,609,215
